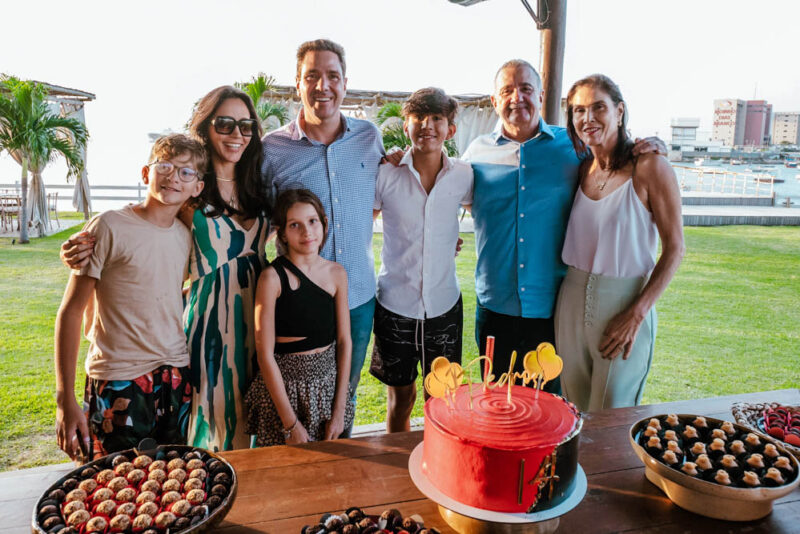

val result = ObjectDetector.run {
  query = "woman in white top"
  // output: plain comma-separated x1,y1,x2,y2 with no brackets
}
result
555,74,685,412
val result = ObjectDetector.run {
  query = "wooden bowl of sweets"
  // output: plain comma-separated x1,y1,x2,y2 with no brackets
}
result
629,414,799,521
31,444,237,534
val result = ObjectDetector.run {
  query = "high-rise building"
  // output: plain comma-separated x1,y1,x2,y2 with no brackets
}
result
743,100,772,146
772,112,800,145
712,99,747,146
670,117,700,144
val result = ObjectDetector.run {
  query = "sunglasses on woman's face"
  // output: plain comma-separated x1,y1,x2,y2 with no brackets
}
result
211,116,257,137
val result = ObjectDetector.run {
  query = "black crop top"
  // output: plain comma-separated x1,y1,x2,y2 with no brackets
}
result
272,255,336,353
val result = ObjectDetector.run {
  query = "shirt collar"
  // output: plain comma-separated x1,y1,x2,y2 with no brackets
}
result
492,117,554,144
398,148,453,173
290,110,350,143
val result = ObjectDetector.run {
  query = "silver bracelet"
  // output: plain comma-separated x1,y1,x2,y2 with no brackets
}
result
283,418,298,440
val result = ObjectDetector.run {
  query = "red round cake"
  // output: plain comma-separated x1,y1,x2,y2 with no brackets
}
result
422,384,581,513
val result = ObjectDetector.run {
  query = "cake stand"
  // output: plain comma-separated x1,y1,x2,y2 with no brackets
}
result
408,443,586,533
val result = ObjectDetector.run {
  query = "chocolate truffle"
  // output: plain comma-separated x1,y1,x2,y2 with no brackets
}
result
186,459,205,471
85,517,108,533
114,462,135,477
681,462,698,477
149,460,166,472
155,511,177,528
663,430,679,443
695,454,713,471
38,503,59,519
117,487,137,502
111,454,129,467
115,502,137,517
729,440,746,456
211,483,228,497
67,509,91,526
206,495,223,509
140,479,161,494
109,514,131,532
95,499,117,516
720,421,736,436
78,478,97,494
213,471,231,485
48,489,66,502
161,490,182,506
132,514,153,529
746,453,765,470
647,418,661,430
714,470,732,486
765,467,785,486
167,468,187,483
63,500,86,516
711,429,727,442
167,458,186,471
184,477,204,491
162,478,182,493
136,490,157,504
133,455,153,470
62,478,79,492
42,515,64,530
189,468,207,480
174,516,192,529
166,450,181,461
65,489,87,503
682,426,699,441
95,469,115,485
186,488,206,505
147,468,166,483
126,468,146,484
742,471,761,487
138,501,159,517
690,442,706,457
92,487,114,502
764,443,779,459
171,499,192,516
106,476,129,492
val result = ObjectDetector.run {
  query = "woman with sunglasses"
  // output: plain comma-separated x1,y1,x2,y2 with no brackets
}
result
183,85,270,451
59,86,269,452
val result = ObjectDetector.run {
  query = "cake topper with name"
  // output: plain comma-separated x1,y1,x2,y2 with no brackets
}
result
423,337,564,407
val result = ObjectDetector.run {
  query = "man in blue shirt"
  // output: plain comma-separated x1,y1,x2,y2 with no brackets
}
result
464,60,662,393
262,39,384,432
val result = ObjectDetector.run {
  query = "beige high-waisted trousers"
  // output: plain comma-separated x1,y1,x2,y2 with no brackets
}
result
555,266,657,412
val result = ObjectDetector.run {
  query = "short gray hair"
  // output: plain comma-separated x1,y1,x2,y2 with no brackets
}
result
494,59,541,92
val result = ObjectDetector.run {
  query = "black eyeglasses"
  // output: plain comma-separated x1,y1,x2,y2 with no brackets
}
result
147,161,200,182
211,116,257,137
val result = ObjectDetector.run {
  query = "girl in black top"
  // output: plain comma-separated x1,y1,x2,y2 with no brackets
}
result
245,189,354,446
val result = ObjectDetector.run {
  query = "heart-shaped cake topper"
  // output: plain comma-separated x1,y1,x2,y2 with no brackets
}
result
425,357,464,406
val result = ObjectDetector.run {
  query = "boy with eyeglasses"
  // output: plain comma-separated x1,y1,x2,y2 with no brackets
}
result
54,134,205,461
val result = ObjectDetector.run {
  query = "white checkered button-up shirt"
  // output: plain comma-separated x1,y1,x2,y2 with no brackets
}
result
262,113,385,309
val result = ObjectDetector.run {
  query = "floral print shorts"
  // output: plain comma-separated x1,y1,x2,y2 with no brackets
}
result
83,365,192,459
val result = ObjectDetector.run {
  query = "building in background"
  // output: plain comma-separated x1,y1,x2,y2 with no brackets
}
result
743,100,772,146
712,99,747,146
668,117,726,161
772,112,800,145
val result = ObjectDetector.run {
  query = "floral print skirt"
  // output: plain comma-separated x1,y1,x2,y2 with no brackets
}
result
83,365,192,459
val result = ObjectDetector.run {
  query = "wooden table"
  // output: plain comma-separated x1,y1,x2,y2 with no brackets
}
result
3,389,799,533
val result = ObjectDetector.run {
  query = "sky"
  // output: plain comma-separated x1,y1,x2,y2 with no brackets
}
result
2,0,799,195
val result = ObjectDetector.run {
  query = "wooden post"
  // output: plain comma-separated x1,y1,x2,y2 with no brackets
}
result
539,0,567,126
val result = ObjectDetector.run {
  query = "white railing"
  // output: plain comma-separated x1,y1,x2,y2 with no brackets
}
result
672,166,775,197
0,183,146,205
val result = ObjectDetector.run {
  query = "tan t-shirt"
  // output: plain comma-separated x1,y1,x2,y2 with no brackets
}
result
78,205,191,380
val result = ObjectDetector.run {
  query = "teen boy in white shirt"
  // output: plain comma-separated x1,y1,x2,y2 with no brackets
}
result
371,88,473,432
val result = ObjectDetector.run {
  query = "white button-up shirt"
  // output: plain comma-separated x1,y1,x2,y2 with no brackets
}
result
374,150,474,319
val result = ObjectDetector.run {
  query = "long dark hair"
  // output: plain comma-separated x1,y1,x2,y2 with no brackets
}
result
273,189,329,252
189,85,268,219
566,74,633,172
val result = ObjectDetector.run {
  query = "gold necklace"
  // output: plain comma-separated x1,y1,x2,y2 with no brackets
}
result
594,167,613,191
216,176,235,182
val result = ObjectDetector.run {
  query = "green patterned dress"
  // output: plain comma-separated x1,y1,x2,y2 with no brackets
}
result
184,208,268,451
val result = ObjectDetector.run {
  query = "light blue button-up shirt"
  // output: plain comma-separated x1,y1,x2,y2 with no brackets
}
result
262,113,385,309
463,118,581,319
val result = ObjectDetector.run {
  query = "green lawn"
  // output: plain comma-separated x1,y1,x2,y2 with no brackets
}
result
1,223,799,471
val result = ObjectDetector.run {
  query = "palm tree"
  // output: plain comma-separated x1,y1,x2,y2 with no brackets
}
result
236,73,289,131
0,76,87,243
375,101,459,157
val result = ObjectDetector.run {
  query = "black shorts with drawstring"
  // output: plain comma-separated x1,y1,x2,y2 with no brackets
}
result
369,296,463,387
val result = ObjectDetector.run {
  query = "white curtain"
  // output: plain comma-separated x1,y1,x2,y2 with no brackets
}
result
453,105,499,155
61,104,91,218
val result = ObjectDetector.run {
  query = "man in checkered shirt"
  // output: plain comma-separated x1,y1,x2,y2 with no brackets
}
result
261,39,385,436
